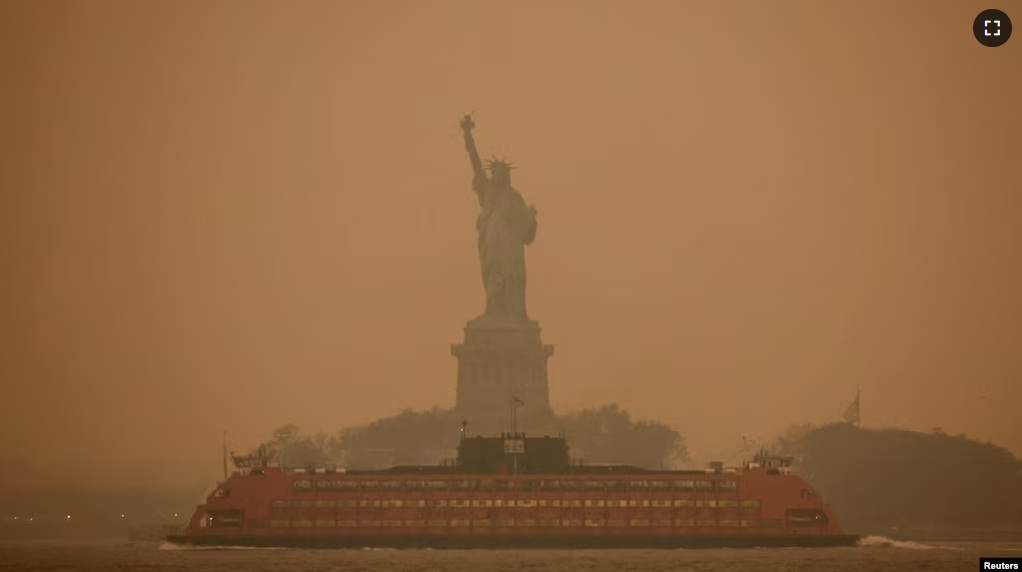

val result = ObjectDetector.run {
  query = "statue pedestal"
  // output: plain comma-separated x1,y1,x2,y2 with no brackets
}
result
451,317,557,437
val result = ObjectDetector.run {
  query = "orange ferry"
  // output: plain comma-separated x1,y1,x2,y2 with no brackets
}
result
168,433,858,548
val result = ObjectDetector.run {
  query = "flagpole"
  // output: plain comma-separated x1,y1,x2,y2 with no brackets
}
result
222,431,228,481
854,388,862,429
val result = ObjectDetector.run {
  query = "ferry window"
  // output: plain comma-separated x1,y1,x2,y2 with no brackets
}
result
453,480,476,490
381,481,402,489
649,481,671,490
741,500,761,508
359,500,380,508
562,519,582,527
478,480,495,491
694,480,713,491
518,480,539,491
607,519,627,527
427,520,448,527
697,519,717,527
270,500,291,508
651,499,671,508
315,519,336,527
315,500,336,508
517,499,538,507
627,500,649,508
381,500,403,508
786,509,828,527
360,520,381,527
472,500,493,507
292,519,313,528
629,519,650,527
718,480,738,492
674,480,695,491
629,480,648,491
584,499,604,507
539,519,560,527
494,480,514,491
652,519,672,527
359,481,379,489
719,519,739,527
450,519,471,527
497,519,515,527
740,519,757,527
563,499,583,508
451,500,471,508
297,500,315,508
427,499,447,508
209,509,243,528
674,519,694,527
338,520,357,527
585,519,606,527
406,480,425,489
405,520,425,527
338,500,358,508
718,500,740,508
560,480,581,491
472,519,492,527
539,500,560,507
696,500,717,508
673,499,694,507
584,481,604,491
382,520,403,527
604,480,625,491
427,480,447,490
318,479,352,490
541,480,560,490
606,499,627,507
516,519,536,527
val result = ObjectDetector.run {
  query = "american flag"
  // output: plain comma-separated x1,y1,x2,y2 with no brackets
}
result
843,391,860,427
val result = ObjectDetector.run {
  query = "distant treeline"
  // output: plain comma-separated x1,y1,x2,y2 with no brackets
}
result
255,404,687,470
773,423,1022,533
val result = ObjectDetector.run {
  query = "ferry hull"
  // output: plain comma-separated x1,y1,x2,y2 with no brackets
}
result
166,533,860,549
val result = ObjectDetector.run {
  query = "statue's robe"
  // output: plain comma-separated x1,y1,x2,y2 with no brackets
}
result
473,172,537,320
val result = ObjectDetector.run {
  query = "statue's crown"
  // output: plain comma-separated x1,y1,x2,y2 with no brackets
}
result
485,156,516,173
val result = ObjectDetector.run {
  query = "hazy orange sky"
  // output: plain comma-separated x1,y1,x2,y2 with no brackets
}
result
1,1,1020,490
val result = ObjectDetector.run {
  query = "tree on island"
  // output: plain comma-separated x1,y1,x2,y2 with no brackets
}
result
559,404,687,467
770,422,1022,533
253,404,687,470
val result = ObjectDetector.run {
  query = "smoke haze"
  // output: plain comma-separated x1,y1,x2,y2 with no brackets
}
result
1,0,1019,491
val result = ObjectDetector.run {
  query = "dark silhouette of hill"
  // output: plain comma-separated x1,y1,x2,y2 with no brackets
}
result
773,423,1022,535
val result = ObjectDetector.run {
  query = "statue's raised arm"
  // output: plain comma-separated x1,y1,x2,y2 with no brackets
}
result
461,114,487,194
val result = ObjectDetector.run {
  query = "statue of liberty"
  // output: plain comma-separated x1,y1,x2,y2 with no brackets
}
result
460,114,538,322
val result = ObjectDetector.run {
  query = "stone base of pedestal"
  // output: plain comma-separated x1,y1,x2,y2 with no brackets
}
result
451,317,558,437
